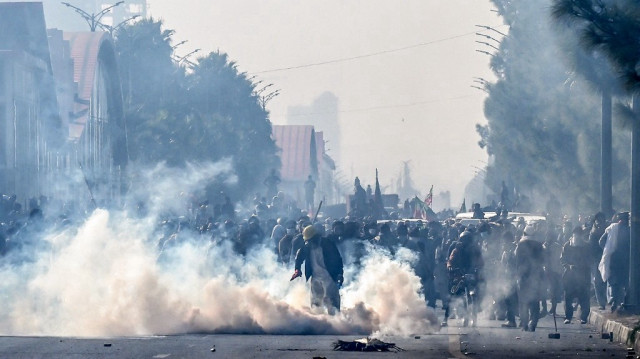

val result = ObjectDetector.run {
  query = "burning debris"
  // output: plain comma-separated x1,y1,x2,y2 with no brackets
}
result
333,337,404,352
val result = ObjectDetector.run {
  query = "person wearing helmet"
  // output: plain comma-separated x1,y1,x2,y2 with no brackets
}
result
515,223,545,332
291,225,344,314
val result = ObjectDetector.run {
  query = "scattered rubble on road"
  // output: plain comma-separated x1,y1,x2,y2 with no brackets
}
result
333,337,404,352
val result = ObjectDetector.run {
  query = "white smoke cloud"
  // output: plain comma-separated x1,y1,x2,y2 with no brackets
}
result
0,161,438,337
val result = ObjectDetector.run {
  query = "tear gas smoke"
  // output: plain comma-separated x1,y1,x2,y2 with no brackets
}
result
0,161,438,337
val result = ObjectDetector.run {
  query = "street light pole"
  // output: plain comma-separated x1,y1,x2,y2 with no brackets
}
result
475,49,493,57
100,14,140,36
173,48,201,66
171,40,188,50
61,1,125,32
475,40,500,51
475,24,507,37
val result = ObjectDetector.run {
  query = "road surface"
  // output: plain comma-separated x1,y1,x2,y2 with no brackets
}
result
0,312,629,358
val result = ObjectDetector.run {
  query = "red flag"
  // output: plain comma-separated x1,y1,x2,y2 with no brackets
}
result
424,185,433,208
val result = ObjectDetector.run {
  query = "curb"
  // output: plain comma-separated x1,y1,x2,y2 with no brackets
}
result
588,310,640,352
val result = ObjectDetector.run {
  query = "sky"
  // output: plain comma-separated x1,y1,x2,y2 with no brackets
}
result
144,1,504,205
43,0,504,206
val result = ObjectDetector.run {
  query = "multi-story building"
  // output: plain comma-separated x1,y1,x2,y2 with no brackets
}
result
0,3,63,206
0,2,127,209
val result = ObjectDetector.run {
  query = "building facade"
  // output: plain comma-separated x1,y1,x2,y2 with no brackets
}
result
0,2,127,209
272,125,338,207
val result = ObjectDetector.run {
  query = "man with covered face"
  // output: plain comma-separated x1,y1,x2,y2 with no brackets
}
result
291,225,344,314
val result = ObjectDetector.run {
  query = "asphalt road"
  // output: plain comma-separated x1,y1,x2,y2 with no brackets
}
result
0,313,629,358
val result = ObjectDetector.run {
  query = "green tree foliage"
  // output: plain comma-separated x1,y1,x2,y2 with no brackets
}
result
114,19,279,197
552,0,640,93
185,51,279,193
480,0,630,215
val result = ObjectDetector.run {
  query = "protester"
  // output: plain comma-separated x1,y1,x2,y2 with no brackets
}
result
588,212,608,310
515,224,545,332
291,225,344,314
599,212,630,313
560,226,591,324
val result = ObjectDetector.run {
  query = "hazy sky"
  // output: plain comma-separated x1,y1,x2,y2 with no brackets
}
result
148,1,502,205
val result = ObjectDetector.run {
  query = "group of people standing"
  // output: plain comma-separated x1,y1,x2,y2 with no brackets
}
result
0,182,634,332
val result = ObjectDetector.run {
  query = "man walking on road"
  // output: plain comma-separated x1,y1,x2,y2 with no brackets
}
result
515,224,545,332
291,225,344,314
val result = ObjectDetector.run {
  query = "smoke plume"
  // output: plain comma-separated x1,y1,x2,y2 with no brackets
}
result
0,161,438,337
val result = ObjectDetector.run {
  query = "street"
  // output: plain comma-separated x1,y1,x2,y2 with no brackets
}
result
0,311,629,358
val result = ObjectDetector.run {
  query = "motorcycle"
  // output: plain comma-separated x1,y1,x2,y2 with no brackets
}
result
449,268,479,327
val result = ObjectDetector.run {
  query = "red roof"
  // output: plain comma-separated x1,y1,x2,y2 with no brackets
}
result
272,125,318,181
63,31,109,139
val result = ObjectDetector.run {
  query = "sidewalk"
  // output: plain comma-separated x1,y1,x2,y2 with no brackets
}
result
589,308,640,352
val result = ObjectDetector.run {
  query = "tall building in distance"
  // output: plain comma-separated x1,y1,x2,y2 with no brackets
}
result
286,92,341,167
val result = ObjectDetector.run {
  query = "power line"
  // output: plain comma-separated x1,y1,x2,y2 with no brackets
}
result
252,25,507,74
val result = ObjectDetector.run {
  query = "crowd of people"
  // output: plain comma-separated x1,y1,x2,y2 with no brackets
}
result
0,179,633,332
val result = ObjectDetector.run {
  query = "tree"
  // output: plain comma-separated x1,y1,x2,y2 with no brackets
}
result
481,0,606,215
551,0,640,312
186,51,280,194
114,19,279,198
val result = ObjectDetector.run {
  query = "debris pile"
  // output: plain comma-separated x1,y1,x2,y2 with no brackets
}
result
333,338,404,352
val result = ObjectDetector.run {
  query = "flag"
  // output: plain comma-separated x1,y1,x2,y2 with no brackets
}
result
412,196,426,219
459,198,467,213
424,185,433,208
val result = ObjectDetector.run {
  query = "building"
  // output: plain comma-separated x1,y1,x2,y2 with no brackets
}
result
0,2,127,208
0,3,63,205
271,125,338,207
286,92,341,165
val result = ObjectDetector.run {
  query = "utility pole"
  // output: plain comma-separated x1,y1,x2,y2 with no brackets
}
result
629,95,640,312
61,1,125,32
601,87,613,217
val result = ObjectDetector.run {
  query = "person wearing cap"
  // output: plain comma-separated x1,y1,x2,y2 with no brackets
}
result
515,223,545,332
291,225,344,314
